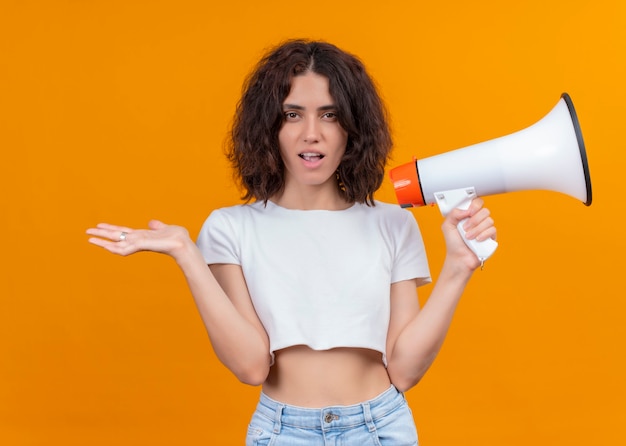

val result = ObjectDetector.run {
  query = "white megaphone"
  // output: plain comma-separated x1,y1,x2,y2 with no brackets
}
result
389,93,592,263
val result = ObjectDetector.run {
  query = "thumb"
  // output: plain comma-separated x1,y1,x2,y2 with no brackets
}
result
444,207,471,228
148,219,166,230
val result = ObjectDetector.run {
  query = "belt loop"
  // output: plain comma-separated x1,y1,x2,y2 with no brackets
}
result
362,402,376,433
273,404,284,434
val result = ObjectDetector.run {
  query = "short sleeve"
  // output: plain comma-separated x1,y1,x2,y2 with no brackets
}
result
196,209,241,265
391,211,431,285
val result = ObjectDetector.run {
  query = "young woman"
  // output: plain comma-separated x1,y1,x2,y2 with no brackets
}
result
87,40,496,445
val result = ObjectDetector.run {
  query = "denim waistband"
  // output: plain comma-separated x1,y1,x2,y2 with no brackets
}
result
255,385,406,431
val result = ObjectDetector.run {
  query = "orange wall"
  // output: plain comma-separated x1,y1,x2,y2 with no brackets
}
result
1,1,624,445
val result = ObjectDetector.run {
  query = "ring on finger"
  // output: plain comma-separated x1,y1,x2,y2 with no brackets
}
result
119,231,128,241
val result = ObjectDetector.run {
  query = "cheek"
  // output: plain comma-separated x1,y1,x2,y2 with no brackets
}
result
278,126,295,147
337,131,348,152
277,130,288,154
277,133,296,166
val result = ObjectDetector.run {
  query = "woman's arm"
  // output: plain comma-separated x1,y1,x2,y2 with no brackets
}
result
385,198,496,392
86,220,271,386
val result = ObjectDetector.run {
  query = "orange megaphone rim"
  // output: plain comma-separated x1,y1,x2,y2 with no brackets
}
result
389,159,426,208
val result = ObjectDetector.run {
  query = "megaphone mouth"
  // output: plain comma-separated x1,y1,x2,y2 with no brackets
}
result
561,93,592,206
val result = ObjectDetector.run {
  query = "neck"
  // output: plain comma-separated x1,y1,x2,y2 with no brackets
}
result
271,186,352,211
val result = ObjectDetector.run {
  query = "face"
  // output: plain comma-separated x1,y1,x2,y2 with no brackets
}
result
278,71,348,193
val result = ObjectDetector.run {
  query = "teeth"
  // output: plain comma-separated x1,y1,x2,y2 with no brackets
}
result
299,153,324,161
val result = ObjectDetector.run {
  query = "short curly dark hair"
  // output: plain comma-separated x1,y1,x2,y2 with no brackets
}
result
227,39,393,206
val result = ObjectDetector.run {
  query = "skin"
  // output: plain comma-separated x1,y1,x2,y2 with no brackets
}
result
86,71,497,407
274,72,349,211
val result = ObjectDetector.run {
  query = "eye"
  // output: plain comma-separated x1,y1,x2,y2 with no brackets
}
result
284,111,299,120
322,112,338,121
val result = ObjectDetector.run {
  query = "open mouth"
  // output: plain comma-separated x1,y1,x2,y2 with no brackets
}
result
298,152,325,162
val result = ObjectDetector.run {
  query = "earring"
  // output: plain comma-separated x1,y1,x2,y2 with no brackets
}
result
336,170,346,192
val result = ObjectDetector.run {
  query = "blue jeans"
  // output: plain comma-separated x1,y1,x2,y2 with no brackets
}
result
246,385,418,445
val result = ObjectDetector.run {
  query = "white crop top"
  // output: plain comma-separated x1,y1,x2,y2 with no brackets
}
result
196,200,431,365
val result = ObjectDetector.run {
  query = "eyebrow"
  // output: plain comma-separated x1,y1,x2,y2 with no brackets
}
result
282,103,337,111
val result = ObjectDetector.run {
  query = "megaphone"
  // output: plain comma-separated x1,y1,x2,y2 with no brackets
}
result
389,93,592,262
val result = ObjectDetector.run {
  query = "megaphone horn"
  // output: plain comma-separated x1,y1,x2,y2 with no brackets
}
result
389,93,592,262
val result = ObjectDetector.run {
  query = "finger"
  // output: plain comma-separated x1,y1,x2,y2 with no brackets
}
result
479,226,497,242
87,235,122,250
444,208,472,230
87,236,135,256
467,197,485,216
86,226,133,243
95,223,134,233
466,217,496,241
462,207,491,230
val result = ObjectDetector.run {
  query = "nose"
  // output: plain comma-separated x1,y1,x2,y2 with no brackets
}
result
303,118,320,143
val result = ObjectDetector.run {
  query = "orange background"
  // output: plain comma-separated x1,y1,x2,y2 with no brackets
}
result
1,1,624,445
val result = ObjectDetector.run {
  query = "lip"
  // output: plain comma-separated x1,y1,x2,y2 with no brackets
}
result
298,152,325,168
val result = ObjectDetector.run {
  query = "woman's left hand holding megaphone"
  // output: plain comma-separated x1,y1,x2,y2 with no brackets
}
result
440,197,497,270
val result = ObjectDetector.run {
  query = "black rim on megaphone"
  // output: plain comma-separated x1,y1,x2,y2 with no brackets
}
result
561,92,592,206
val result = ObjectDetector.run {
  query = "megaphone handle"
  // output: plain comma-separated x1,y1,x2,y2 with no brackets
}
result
434,188,499,263
455,219,498,262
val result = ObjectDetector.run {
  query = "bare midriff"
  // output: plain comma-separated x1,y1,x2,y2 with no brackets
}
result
262,345,391,407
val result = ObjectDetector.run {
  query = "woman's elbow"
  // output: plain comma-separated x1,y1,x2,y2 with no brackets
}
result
390,375,420,393
232,356,271,386
387,364,427,393
237,367,268,386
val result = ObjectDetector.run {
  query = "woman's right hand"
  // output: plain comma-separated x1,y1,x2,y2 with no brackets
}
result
86,220,193,261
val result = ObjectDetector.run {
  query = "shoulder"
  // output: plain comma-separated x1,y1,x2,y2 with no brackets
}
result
361,200,417,225
197,203,269,258
206,201,266,223
370,200,408,215
365,201,425,245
